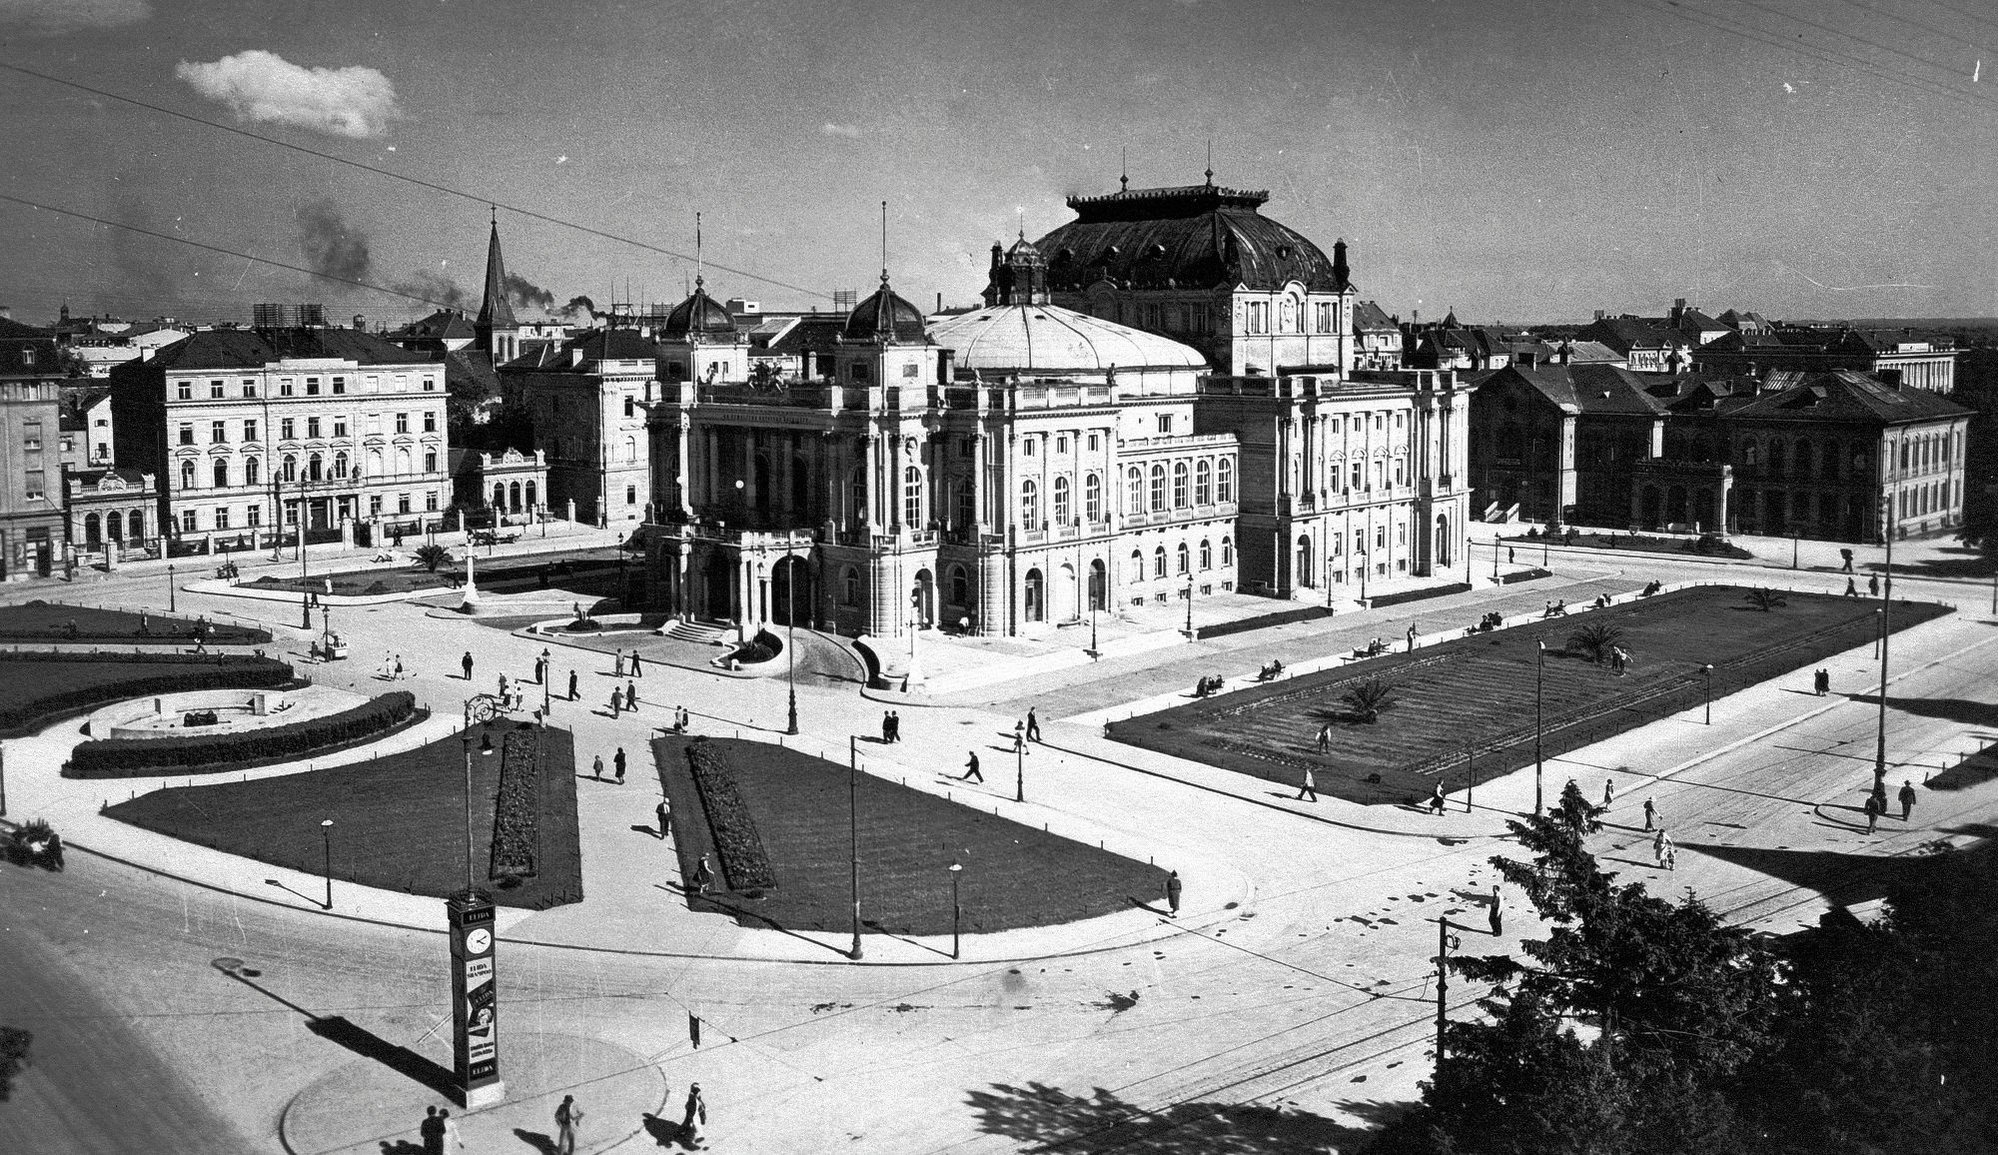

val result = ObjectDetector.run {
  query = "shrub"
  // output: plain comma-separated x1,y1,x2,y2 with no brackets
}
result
563,618,603,633
414,543,453,572
182,710,220,727
1566,621,1627,665
684,737,778,890
1342,677,1398,723
728,641,777,665
1745,588,1789,612
0,653,293,738
65,692,422,777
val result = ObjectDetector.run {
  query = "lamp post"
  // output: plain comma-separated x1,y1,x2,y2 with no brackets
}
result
1358,548,1369,604
785,550,799,735
461,714,494,892
1465,745,1475,813
1791,530,1800,570
1184,573,1196,638
1089,601,1098,657
168,562,177,613
319,818,334,910
1874,518,1895,791
848,735,863,960
1492,538,1500,581
1874,607,1883,659
541,648,552,717
949,862,963,959
1702,663,1714,725
1533,640,1545,816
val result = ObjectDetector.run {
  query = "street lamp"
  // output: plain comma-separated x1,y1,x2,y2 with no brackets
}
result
298,475,312,630
949,862,963,959
1184,573,1196,638
1874,522,1895,791
461,719,494,892
1015,726,1026,804
1791,529,1801,570
1874,608,1883,659
320,819,334,910
1702,663,1714,725
1358,548,1369,604
1492,538,1500,581
848,735,863,961
1533,639,1545,816
785,549,799,736
168,562,177,613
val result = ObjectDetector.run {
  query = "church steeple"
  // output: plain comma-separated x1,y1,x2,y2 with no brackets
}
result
474,209,518,362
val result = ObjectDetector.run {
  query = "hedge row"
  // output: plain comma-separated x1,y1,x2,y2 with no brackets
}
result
488,727,541,881
64,692,421,777
0,653,294,738
684,736,778,891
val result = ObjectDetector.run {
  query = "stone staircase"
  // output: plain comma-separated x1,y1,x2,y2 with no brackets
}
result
664,619,729,646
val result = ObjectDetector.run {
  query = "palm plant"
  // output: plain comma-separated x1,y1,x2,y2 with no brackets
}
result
1744,588,1788,612
1342,677,1398,724
413,543,452,572
1567,620,1626,666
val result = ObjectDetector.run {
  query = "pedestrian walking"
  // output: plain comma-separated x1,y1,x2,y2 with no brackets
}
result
592,754,604,781
1296,766,1318,802
1844,577,1859,597
609,688,621,719
692,853,716,894
499,673,510,699
1869,573,1880,596
882,710,893,743
568,669,579,701
613,650,626,677
1601,778,1615,812
461,651,474,681
1643,798,1656,831
1653,828,1673,869
630,650,644,677
888,710,900,741
1663,841,1677,871
1863,791,1882,833
555,1095,582,1155
1428,782,1446,815
1164,869,1182,916
1026,708,1041,742
439,1109,460,1152
625,681,638,711
656,798,670,839
420,1105,444,1155
681,1084,708,1148
1898,779,1917,821
394,654,405,680
1488,884,1504,936
960,751,984,782
614,746,627,784
1840,548,1855,573
1316,723,1331,753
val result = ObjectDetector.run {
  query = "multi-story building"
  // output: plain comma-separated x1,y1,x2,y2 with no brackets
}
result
110,319,450,549
1574,314,1689,374
1694,325,1958,392
501,325,664,526
66,467,157,560
0,317,64,577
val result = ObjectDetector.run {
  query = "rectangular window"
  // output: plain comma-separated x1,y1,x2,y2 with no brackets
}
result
422,410,436,433
426,491,439,511
624,396,635,418
1056,434,1069,454
242,381,258,397
422,377,435,392
246,505,261,527
22,421,41,452
366,376,380,393
210,420,226,443
1248,302,1269,334
23,470,45,499
851,362,870,382
393,375,409,392
176,381,192,401
182,509,198,533
215,506,231,530
1158,414,1173,434
395,413,409,434
333,418,347,438
279,379,295,397
178,423,195,446
1087,433,1100,452
306,417,321,439
305,377,321,396
243,419,258,442
398,493,412,514
1315,302,1333,333
210,380,225,399
1023,439,1036,458
280,418,296,440
331,377,346,395
368,495,382,516
901,361,920,378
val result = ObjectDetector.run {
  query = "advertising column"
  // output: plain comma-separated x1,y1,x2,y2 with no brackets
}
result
448,892,506,1108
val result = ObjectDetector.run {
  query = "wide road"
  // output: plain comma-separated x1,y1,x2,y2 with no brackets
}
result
3,543,1995,1152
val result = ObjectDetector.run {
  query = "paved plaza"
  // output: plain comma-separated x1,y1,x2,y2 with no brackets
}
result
4,523,1997,1152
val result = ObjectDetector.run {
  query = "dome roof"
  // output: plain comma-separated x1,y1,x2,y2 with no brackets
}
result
1036,182,1350,293
929,302,1207,373
842,275,927,342
659,282,737,340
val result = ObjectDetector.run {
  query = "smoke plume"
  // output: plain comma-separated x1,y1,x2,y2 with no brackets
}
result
558,294,596,321
393,268,469,310
504,272,556,314
295,199,372,282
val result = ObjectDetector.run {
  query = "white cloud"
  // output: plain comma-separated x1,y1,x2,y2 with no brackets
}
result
0,0,149,35
175,50,401,139
820,122,862,139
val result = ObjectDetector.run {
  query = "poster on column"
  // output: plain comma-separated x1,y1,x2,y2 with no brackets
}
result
464,952,497,1078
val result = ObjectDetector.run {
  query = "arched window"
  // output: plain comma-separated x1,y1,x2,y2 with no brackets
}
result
308,453,324,482
211,459,228,488
127,511,143,541
1020,479,1039,527
1149,464,1166,513
1130,549,1144,579
903,466,922,527
423,449,437,473
244,456,260,486
106,511,122,542
280,454,297,482
1126,467,1143,515
492,483,506,509
1173,462,1190,508
180,460,196,489
625,436,637,464
395,447,411,474
525,481,537,509
1153,546,1167,578
1052,475,1071,525
1217,459,1234,503
1176,541,1190,575
1199,539,1213,570
1084,472,1102,522
367,449,382,476
84,512,101,546
333,451,349,479
1222,536,1234,565
849,468,866,522
1195,459,1212,505
842,566,860,606
948,564,969,607
1297,535,1314,584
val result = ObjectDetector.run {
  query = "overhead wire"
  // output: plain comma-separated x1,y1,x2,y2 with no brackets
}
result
1835,0,1990,52
0,62,837,302
1726,0,1992,90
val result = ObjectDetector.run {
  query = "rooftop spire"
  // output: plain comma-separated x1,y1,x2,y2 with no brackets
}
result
695,211,704,291
1204,140,1213,187
1121,146,1129,192
475,210,516,331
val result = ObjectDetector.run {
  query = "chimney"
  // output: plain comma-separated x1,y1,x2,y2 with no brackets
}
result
1332,238,1350,287
352,314,367,331
1594,309,1605,321
1558,339,1573,365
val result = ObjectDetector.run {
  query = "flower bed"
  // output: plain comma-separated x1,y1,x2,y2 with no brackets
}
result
64,692,423,777
684,736,778,891
0,601,271,645
488,727,541,882
0,653,294,738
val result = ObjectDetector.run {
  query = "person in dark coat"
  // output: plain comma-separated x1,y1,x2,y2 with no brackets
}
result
419,1105,444,1155
1898,779,1917,821
656,799,670,839
1164,870,1182,916
630,650,644,677
1488,885,1505,936
614,747,627,784
624,681,637,711
1863,791,1882,833
568,669,579,701
959,751,983,782
461,652,474,680
1643,798,1657,831
882,710,893,742
1026,707,1041,742
1428,782,1447,815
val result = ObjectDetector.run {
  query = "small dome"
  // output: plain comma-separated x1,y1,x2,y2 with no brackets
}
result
843,275,927,342
930,302,1207,373
660,282,736,340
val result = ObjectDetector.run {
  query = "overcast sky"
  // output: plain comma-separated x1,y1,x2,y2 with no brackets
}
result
2,0,1994,327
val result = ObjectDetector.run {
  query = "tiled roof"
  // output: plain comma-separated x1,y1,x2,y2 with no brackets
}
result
1352,300,1398,333
136,327,429,371
500,328,661,373
757,315,846,359
1490,363,1672,417
1036,183,1346,293
1576,316,1681,353
390,310,478,342
1722,369,1970,425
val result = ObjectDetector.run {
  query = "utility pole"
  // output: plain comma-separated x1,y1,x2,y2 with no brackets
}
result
1435,916,1452,1064
849,735,863,960
1874,513,1894,790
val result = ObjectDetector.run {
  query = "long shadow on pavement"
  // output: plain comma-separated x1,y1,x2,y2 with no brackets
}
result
965,1080,1410,1153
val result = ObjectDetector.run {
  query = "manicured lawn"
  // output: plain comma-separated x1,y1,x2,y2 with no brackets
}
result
0,654,293,738
0,601,270,644
106,722,582,910
1109,586,1949,805
654,735,1169,936
1501,530,1753,560
245,547,631,600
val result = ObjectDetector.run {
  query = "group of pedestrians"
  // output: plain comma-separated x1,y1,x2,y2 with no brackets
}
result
881,710,902,742
1862,779,1921,833
496,1086,707,1153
